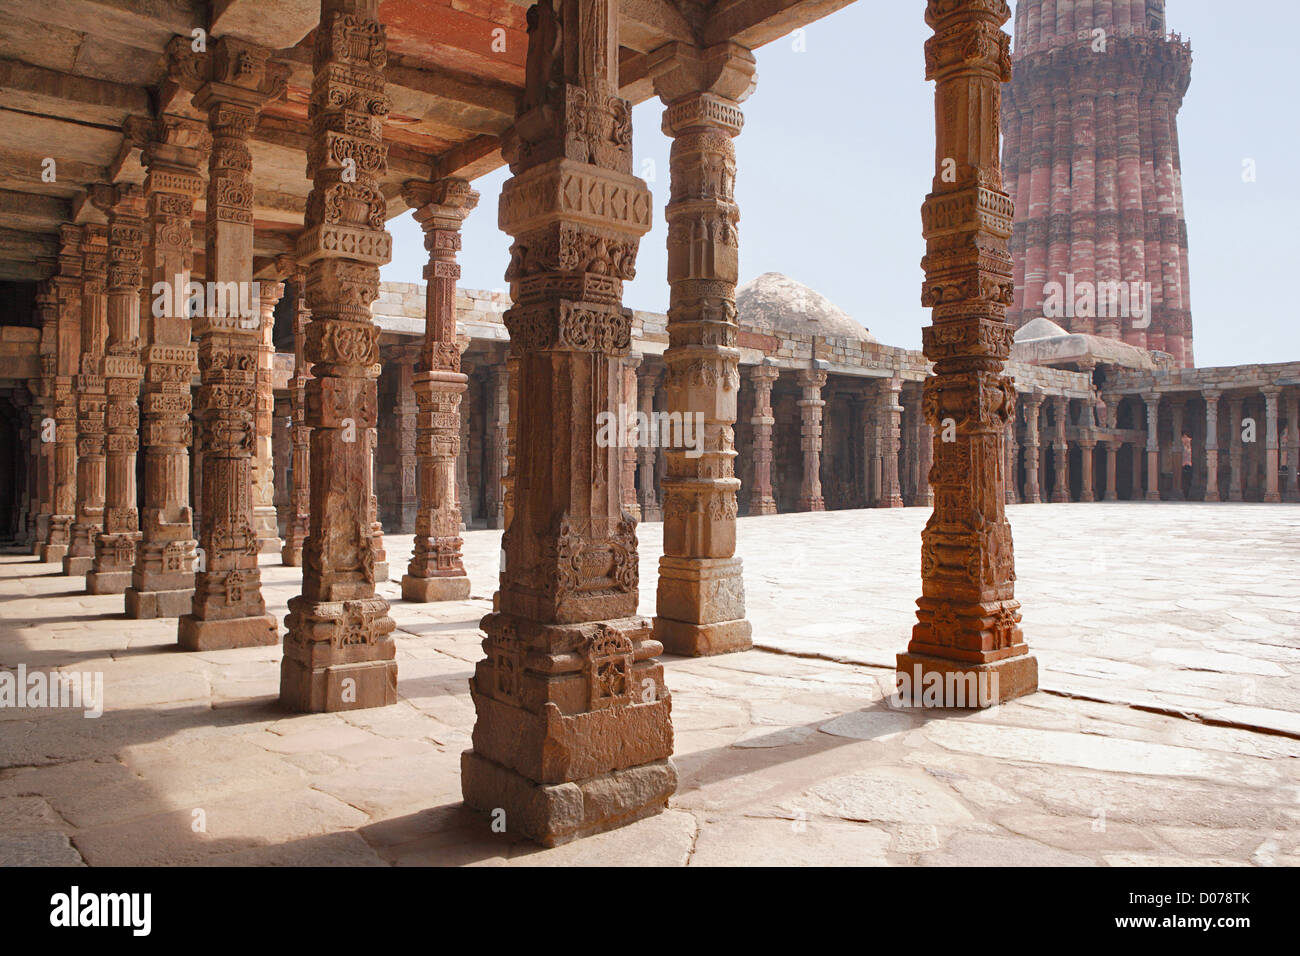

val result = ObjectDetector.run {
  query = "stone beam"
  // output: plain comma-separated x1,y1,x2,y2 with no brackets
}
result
0,190,73,234
0,59,151,128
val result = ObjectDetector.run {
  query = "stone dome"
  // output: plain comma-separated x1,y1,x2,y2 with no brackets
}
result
1014,317,1070,341
736,272,877,343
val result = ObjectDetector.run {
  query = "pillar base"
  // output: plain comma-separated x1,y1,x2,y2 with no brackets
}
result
895,651,1038,708
279,656,397,712
62,554,93,576
653,617,752,657
177,613,278,651
797,498,825,512
125,587,193,619
281,545,302,567
85,570,131,594
641,504,663,522
461,750,676,847
1264,492,1281,503
874,496,903,509
749,499,777,515
39,544,67,563
401,574,471,602
1050,491,1070,503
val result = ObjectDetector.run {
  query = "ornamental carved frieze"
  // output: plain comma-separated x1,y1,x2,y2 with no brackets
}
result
504,299,632,354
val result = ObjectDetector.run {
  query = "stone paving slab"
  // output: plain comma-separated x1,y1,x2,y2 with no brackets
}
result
0,503,1297,866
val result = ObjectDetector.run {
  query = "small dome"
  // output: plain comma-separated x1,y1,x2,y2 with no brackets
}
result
736,272,877,342
1014,317,1071,341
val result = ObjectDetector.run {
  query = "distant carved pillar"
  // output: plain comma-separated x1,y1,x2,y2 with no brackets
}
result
1203,389,1220,502
393,349,418,532
272,398,292,535
64,225,108,577
181,40,286,650
620,354,642,521
1078,440,1096,503
1168,398,1185,500
638,363,663,520
903,0,1035,705
252,279,284,554
652,43,755,658
1003,399,1018,505
485,358,509,529
747,362,778,515
462,0,673,845
29,289,58,552
41,226,83,563
282,270,312,565
1143,391,1161,500
457,359,474,526
1227,396,1244,501
1262,386,1281,503
796,367,827,511
399,177,476,603
1286,391,1300,503
1050,395,1070,502
1022,392,1043,503
1104,439,1120,500
87,184,146,594
879,376,904,508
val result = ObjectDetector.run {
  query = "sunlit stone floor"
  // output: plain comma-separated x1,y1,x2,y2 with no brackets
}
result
1,502,1297,866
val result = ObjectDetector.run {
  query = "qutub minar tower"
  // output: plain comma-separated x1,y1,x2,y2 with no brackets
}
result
1003,0,1194,367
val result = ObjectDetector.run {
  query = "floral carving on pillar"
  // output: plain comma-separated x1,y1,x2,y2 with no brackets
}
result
400,177,477,602
901,0,1037,706
281,0,397,711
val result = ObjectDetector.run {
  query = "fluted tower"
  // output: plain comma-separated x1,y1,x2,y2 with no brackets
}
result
1003,0,1194,367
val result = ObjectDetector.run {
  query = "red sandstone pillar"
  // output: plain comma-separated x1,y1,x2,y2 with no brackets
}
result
1227,396,1245,502
63,225,108,577
1262,386,1282,503
281,0,396,708
1286,391,1300,503
620,355,641,522
902,0,1035,705
87,185,146,594
282,269,311,566
1022,391,1043,503
638,364,663,520
878,375,903,508
1142,391,1161,500
1051,395,1070,502
462,0,673,844
796,367,827,511
1203,389,1220,502
42,227,82,564
400,178,477,603
252,280,284,554
1078,440,1096,502
1104,439,1120,500
1168,398,1185,500
1004,409,1019,505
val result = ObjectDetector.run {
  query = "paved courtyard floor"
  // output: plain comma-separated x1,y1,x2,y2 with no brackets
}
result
1,502,1297,866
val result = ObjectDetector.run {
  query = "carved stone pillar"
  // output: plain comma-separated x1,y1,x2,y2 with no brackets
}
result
1078,440,1096,503
1104,440,1120,501
1203,389,1220,502
747,361,778,515
369,423,388,584
620,354,642,521
1168,398,1185,500
63,225,108,577
1227,396,1244,502
901,0,1035,705
1262,386,1281,503
486,358,509,529
1143,391,1161,500
1286,391,1300,503
1050,395,1070,502
637,363,662,520
651,42,754,657
393,349,418,533
128,109,205,614
1003,400,1017,505
41,226,83,563
796,367,827,512
87,185,146,594
399,177,476,603
272,398,292,535
1021,391,1042,503
281,1,396,710
252,280,284,553
282,269,311,565
918,403,935,507
457,358,474,527
503,351,519,532
462,0,672,845
29,288,58,553
180,40,286,650
878,375,903,508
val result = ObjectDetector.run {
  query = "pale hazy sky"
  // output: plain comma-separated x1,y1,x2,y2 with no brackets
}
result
380,1,1300,369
